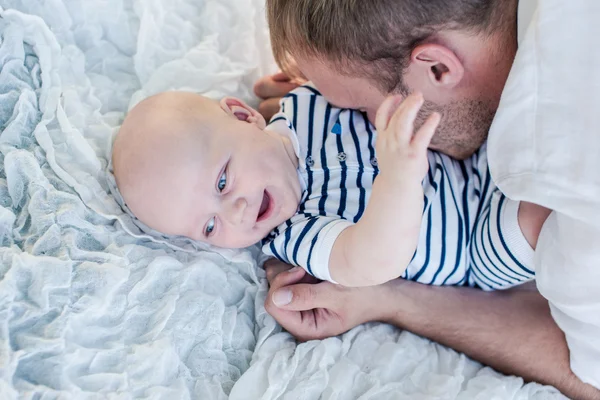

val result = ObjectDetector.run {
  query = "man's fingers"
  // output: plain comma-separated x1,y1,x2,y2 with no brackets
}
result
271,71,292,82
413,112,441,150
265,260,295,283
263,267,308,334
263,296,305,335
268,265,306,289
265,261,321,285
375,95,403,133
257,98,282,122
268,281,336,311
254,74,300,99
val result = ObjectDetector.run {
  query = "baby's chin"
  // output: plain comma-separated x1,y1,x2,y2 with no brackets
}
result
271,201,299,229
251,210,296,247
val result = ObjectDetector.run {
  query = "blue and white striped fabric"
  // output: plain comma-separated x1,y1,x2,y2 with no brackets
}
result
262,84,534,290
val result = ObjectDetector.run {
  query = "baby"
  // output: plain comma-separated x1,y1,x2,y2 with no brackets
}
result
112,86,547,288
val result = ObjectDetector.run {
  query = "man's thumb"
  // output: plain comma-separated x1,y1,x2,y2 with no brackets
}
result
271,282,333,311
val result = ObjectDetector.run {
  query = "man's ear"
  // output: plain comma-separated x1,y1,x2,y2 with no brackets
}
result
410,44,464,89
220,97,266,130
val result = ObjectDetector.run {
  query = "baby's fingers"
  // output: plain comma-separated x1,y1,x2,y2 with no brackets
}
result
388,92,424,143
412,112,441,151
375,95,403,133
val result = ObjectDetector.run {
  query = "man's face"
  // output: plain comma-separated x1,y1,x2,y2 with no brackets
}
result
295,57,386,125
295,56,498,159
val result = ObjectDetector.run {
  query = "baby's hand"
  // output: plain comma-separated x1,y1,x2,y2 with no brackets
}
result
374,93,441,185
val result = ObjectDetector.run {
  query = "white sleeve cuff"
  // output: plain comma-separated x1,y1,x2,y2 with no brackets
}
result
310,219,354,284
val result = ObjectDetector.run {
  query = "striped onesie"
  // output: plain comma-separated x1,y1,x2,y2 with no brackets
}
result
262,84,535,290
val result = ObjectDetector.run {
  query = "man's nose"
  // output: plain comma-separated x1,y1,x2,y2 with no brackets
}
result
366,109,377,126
227,196,248,226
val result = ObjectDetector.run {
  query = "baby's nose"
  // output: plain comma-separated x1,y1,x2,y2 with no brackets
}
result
229,197,248,225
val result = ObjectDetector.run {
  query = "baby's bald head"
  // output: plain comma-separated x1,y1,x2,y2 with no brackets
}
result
112,92,225,234
111,90,298,248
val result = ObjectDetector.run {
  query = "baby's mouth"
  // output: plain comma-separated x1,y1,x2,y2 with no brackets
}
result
256,190,272,222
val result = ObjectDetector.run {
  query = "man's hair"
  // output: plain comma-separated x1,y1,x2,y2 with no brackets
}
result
267,0,513,93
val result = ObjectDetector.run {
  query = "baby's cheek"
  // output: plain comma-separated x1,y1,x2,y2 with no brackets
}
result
284,197,299,220
225,232,256,249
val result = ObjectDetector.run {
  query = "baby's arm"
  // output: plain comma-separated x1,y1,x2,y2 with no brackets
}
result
329,94,441,287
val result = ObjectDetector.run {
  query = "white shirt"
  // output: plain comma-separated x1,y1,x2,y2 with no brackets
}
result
488,0,600,389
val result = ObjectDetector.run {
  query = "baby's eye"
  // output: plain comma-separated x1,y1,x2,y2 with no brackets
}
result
217,170,227,192
205,217,216,237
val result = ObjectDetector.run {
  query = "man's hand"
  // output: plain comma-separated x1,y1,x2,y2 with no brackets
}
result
253,72,303,121
264,261,600,399
263,259,391,341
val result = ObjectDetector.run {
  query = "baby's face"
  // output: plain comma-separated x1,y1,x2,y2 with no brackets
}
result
114,92,302,249
184,114,302,248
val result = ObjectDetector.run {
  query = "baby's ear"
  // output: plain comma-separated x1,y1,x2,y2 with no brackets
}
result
220,97,266,130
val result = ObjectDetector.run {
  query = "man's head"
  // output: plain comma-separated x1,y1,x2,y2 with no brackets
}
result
112,92,302,248
267,0,519,159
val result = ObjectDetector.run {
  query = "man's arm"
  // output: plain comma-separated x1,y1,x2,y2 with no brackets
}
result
381,280,600,399
264,262,600,400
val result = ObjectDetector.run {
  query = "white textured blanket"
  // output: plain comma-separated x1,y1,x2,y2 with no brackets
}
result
0,1,565,399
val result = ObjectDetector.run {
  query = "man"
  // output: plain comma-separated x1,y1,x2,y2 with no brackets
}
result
254,0,600,399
